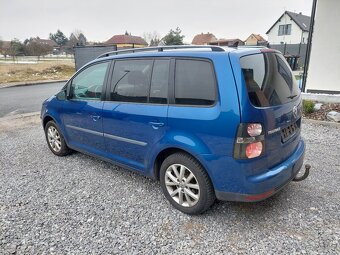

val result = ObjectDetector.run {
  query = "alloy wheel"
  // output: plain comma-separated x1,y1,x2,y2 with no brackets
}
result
164,164,200,207
47,126,62,152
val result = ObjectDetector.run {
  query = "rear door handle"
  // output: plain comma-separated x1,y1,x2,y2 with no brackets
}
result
149,121,164,129
90,115,101,121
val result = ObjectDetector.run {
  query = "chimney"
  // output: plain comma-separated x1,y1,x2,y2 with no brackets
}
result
299,12,302,15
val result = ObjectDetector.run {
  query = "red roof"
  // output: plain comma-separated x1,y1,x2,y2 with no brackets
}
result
209,38,245,46
105,35,147,45
192,33,217,45
31,38,58,47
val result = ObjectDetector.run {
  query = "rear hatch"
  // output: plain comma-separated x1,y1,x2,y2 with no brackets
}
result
232,50,302,170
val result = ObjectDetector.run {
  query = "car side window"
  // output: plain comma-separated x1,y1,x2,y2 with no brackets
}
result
111,59,153,103
175,59,216,106
71,62,109,100
150,59,169,104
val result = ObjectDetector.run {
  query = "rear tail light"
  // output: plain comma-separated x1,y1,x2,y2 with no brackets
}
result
234,123,265,159
246,142,263,158
247,123,262,137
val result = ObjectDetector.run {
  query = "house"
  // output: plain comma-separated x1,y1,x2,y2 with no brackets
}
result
244,34,267,46
31,38,58,48
105,34,147,48
30,38,59,53
306,0,340,94
191,33,217,45
266,11,310,45
209,38,245,47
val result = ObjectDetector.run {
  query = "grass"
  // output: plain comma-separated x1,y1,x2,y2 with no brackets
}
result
0,60,75,84
303,100,315,114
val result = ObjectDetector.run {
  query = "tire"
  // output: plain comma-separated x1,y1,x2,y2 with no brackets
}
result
44,121,71,156
160,152,215,214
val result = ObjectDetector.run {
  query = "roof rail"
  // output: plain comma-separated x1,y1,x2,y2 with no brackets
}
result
96,45,225,59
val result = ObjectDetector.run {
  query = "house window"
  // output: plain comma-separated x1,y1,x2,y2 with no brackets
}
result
278,24,292,36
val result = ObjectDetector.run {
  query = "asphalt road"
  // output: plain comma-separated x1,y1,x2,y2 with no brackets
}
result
0,116,339,254
0,82,65,118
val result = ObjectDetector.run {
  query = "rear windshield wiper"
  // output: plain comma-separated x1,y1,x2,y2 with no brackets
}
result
287,94,297,99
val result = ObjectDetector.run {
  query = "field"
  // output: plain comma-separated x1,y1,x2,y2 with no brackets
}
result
0,58,75,84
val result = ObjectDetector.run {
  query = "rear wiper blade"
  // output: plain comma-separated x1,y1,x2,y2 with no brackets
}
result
287,94,297,99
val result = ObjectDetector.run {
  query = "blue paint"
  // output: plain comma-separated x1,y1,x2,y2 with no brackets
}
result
41,47,305,200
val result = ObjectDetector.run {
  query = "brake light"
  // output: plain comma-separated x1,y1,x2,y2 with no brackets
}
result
247,123,262,137
233,123,265,159
246,142,263,158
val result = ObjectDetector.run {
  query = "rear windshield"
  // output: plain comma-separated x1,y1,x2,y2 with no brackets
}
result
240,52,300,107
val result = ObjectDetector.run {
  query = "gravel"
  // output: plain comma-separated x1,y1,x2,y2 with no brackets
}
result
0,116,339,254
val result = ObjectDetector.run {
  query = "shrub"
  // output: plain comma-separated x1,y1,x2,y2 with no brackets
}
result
303,100,315,114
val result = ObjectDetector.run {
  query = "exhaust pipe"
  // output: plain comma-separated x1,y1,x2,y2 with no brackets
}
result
293,164,311,182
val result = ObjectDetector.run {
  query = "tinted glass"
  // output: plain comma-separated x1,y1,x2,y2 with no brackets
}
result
111,60,152,103
71,62,109,100
175,60,216,105
150,59,169,104
240,53,300,107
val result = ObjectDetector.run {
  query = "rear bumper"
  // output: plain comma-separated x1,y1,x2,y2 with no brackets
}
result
215,138,305,202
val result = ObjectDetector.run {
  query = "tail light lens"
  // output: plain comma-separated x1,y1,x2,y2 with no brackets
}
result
247,123,262,137
234,123,264,159
246,142,263,158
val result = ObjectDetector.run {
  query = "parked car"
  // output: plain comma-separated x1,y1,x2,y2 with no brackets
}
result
41,45,306,214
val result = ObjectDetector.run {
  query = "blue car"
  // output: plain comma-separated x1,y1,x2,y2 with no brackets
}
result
41,45,307,214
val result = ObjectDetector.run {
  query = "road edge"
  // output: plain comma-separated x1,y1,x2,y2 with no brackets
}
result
0,111,40,122
0,80,67,89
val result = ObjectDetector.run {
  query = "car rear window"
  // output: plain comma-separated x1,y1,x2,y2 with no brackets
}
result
240,53,300,107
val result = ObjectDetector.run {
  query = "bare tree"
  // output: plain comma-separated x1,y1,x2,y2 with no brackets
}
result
142,31,161,46
25,40,53,60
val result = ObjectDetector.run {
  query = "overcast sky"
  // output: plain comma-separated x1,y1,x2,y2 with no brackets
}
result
0,0,312,43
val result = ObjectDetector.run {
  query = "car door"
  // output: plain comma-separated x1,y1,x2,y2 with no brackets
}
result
102,58,169,171
61,61,111,154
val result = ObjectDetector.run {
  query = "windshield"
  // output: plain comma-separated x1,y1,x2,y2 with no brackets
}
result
240,52,300,107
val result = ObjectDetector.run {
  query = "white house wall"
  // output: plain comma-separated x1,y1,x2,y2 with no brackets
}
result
267,13,307,44
306,0,340,93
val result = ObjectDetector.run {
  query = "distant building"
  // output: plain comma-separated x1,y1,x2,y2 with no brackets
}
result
105,34,147,48
209,38,245,47
31,38,58,48
244,34,267,46
191,33,217,45
29,38,59,53
266,11,310,45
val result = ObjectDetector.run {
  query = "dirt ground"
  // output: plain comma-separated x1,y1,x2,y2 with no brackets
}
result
0,61,75,84
303,103,340,121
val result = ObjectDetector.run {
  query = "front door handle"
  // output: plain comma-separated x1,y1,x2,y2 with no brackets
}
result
149,121,164,129
90,115,101,121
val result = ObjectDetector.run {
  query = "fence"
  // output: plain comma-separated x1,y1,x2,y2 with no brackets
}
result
269,43,307,69
73,45,117,71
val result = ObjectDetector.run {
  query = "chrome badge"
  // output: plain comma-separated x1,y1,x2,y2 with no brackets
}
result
292,106,298,119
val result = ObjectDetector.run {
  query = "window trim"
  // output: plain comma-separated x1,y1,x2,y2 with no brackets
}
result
278,24,292,36
67,60,112,102
170,57,218,108
106,57,171,105
148,59,171,105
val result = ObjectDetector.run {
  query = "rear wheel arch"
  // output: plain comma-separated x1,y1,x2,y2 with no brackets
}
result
153,147,213,183
158,151,216,214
